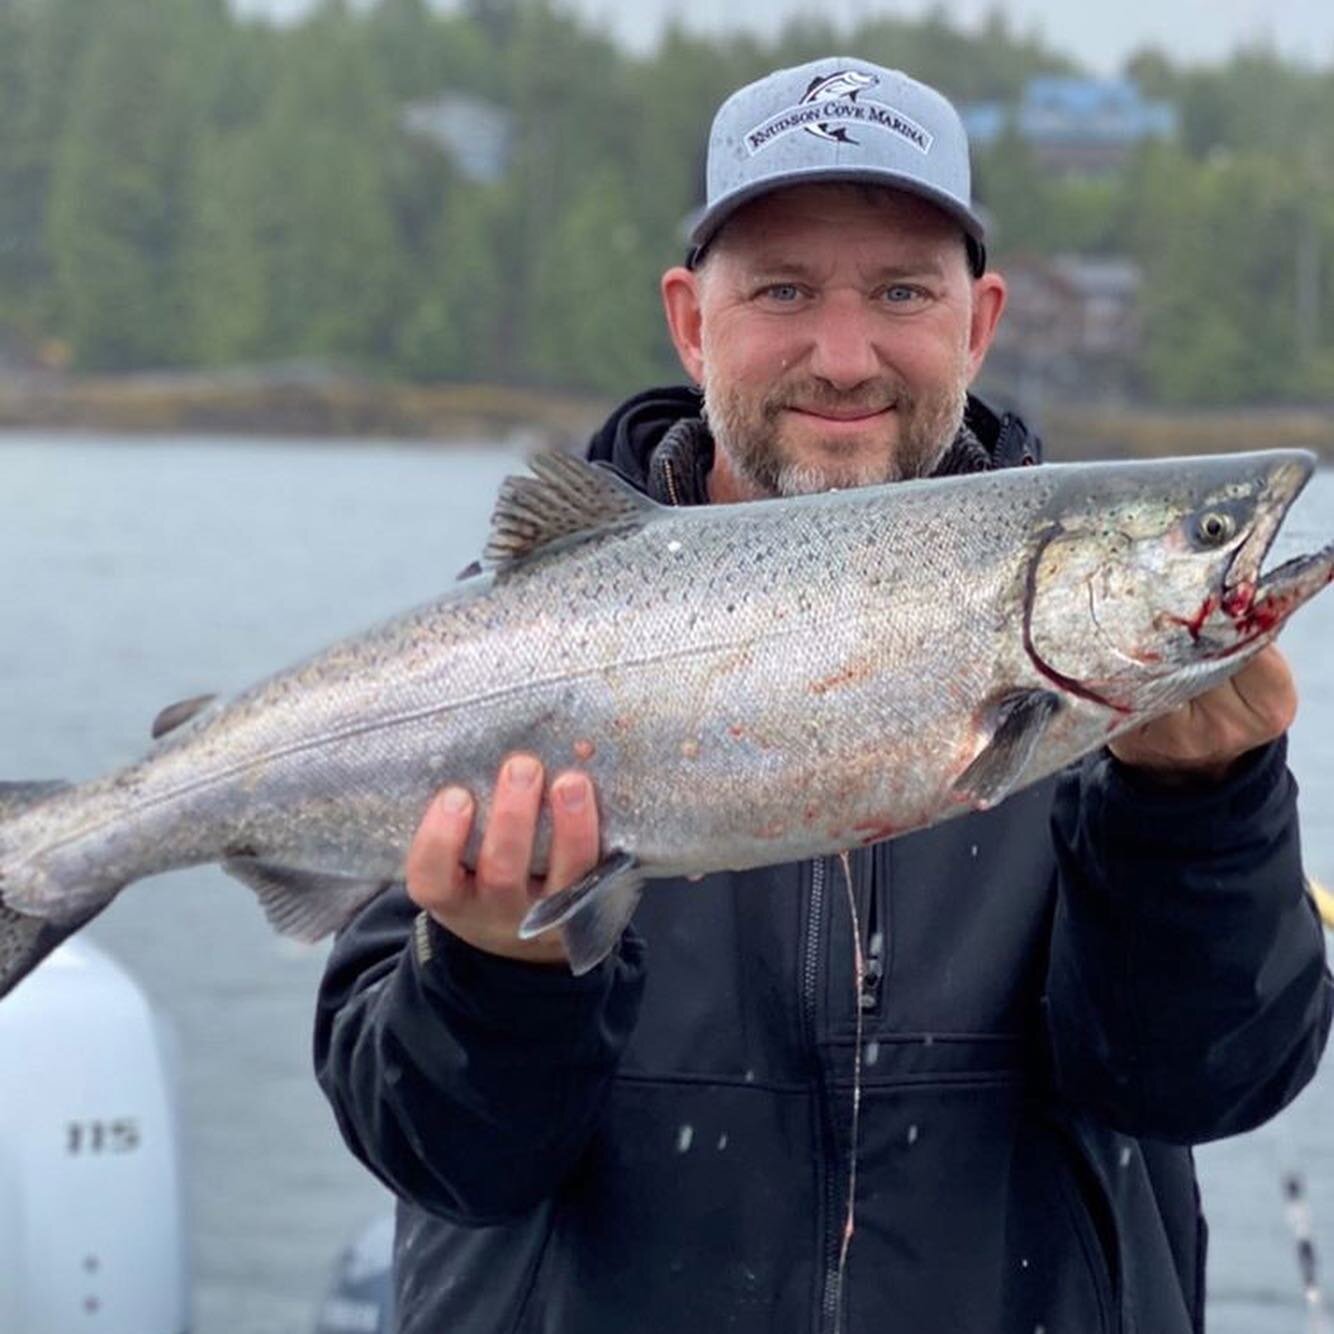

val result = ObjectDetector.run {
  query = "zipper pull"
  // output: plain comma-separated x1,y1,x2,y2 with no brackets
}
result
858,928,883,1012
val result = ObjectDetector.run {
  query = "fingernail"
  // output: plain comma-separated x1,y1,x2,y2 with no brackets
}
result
441,786,471,813
556,777,587,812
507,755,540,789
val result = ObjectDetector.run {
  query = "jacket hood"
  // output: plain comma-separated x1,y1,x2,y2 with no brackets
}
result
585,385,1043,504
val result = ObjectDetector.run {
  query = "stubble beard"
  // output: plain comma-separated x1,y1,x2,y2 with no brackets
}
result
702,364,970,498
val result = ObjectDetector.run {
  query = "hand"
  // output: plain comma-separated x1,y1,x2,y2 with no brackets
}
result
1108,645,1297,785
405,754,600,964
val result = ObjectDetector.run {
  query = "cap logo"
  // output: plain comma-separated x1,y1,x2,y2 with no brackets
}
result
744,70,934,156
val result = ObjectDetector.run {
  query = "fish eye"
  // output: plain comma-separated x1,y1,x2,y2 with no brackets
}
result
1194,510,1237,547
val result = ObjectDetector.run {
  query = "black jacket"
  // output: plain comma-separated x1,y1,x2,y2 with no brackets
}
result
314,389,1332,1334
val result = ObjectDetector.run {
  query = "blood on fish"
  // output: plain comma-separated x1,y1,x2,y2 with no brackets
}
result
1222,582,1255,619
853,819,897,846
572,738,596,762
808,662,870,696
1235,593,1292,638
1168,593,1219,642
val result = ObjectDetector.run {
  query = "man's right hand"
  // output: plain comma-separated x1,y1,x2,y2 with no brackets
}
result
404,754,600,965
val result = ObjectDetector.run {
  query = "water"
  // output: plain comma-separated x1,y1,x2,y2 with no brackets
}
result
0,433,1330,1332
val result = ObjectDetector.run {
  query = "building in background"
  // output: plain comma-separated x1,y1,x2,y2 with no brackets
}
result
401,94,513,184
965,78,1178,173
984,254,1143,408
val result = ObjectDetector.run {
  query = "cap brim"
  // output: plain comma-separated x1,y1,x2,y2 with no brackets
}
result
688,165,986,255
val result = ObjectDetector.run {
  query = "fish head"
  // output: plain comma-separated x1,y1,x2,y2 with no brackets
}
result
1024,450,1333,715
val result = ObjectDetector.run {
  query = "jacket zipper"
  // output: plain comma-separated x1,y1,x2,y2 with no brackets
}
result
859,855,884,1015
661,458,683,507
804,857,845,1333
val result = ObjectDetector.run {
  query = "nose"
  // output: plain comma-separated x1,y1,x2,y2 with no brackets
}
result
805,293,881,391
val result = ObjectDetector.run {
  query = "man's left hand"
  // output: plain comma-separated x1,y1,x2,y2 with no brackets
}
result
1107,645,1297,785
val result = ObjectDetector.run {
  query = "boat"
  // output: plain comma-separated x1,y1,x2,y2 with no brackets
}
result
0,938,189,1333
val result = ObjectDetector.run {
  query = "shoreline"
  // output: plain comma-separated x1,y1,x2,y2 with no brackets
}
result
0,373,1330,460
0,373,610,449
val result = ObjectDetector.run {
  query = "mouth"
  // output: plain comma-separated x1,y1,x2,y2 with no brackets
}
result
783,405,895,428
1215,456,1331,652
1216,539,1334,652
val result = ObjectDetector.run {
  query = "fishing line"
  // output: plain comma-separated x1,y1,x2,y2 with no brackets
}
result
832,849,864,1330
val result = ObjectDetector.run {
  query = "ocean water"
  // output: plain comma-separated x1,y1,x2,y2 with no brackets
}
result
0,433,1330,1333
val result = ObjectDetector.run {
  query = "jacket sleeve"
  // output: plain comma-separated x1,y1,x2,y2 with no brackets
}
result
313,883,646,1223
1045,736,1333,1143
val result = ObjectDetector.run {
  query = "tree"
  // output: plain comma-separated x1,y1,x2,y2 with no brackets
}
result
47,0,214,368
396,182,508,382
528,167,662,395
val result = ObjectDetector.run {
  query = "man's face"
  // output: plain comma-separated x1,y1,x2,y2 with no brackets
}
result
663,184,1005,498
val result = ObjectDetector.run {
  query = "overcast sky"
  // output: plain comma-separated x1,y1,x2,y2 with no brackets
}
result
237,0,1334,73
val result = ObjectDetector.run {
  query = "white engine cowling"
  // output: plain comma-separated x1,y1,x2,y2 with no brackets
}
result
0,938,189,1333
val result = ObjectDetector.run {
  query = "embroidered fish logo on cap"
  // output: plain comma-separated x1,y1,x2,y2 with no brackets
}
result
743,68,934,157
800,69,877,144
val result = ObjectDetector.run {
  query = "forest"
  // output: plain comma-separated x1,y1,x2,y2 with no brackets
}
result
1,0,1332,407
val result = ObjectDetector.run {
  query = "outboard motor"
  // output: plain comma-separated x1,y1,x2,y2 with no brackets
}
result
0,939,189,1332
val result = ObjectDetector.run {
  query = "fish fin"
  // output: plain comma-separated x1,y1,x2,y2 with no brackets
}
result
517,851,644,976
484,452,662,571
151,693,218,739
951,689,1062,810
455,558,484,581
0,780,117,998
0,901,107,999
0,780,70,819
221,858,391,943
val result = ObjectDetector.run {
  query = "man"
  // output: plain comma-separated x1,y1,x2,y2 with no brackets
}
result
315,59,1331,1332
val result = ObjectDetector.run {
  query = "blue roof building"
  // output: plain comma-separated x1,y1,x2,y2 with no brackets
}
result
964,77,1178,171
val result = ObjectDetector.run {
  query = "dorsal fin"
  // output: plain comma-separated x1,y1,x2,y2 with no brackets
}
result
151,693,217,739
483,452,660,571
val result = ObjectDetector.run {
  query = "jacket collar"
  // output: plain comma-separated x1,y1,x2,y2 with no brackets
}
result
585,386,1042,507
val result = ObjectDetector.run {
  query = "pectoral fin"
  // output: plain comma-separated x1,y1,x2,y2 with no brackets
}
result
518,850,643,976
951,689,1062,810
221,858,391,942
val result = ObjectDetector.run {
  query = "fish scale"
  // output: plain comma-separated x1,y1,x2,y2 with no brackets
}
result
0,448,1330,990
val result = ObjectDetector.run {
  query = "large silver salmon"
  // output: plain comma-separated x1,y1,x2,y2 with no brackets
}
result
1,449,1331,991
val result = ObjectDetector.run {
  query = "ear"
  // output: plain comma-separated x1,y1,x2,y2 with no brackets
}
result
966,271,1007,381
661,265,705,384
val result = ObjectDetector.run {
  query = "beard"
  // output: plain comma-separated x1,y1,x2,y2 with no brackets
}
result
701,365,969,498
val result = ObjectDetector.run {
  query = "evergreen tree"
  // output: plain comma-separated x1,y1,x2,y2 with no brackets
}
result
397,181,507,382
528,166,662,394
47,0,213,368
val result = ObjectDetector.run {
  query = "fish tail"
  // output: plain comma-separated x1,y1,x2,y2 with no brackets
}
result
0,781,122,1000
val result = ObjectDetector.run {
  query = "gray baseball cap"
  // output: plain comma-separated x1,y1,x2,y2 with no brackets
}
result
688,57,986,275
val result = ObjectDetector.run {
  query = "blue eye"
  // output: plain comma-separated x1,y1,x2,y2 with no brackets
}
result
883,285,921,303
764,283,801,302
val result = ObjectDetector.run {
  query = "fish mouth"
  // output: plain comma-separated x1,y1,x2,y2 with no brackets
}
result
1215,538,1334,655
1212,453,1331,654
1223,455,1313,594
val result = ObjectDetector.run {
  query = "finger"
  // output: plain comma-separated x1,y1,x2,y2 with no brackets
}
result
405,786,474,914
1229,646,1297,736
475,753,544,904
544,771,601,895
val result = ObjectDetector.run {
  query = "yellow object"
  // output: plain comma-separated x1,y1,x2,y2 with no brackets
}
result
1311,877,1334,929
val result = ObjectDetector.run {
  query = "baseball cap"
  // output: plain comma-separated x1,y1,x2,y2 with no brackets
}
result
688,57,986,276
